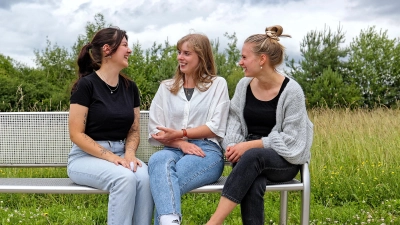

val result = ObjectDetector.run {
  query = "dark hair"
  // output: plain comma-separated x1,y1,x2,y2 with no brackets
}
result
71,27,130,92
169,33,217,94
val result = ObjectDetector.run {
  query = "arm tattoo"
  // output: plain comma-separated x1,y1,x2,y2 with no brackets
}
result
82,134,97,147
83,113,87,126
100,146,111,155
126,108,140,153
82,133,111,155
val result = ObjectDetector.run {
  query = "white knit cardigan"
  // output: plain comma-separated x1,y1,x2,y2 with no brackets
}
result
221,77,313,165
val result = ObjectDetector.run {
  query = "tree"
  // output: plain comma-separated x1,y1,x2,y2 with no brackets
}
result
309,66,361,108
346,26,400,107
71,13,110,58
34,39,75,84
124,40,177,109
213,32,242,97
286,24,352,107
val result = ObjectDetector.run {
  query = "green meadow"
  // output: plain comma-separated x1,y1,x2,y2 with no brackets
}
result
1,108,399,224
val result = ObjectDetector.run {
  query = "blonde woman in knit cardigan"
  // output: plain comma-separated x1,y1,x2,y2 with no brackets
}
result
206,25,313,225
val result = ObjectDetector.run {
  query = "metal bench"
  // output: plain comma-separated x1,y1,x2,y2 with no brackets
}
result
0,111,310,224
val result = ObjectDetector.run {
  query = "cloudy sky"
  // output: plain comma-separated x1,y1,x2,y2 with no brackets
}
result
1,0,399,68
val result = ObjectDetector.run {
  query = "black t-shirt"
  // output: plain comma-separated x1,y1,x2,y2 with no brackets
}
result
244,77,289,137
70,72,140,141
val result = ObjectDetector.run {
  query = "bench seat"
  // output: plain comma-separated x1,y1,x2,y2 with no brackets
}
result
0,177,304,194
0,111,310,224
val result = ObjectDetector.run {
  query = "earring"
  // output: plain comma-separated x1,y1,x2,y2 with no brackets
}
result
260,66,263,70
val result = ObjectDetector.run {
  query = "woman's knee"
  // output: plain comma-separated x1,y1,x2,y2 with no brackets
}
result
115,169,138,186
149,150,176,166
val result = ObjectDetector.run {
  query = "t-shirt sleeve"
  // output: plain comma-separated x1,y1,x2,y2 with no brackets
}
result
131,81,140,108
70,78,92,107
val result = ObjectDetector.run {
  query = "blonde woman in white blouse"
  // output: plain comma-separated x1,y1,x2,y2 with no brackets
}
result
147,33,230,225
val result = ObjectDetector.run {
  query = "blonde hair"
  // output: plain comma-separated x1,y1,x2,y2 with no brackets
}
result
244,25,291,68
169,33,217,94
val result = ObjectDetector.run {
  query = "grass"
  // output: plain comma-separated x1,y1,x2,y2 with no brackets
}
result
1,108,400,224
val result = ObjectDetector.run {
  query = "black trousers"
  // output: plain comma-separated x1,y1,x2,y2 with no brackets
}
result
221,148,300,225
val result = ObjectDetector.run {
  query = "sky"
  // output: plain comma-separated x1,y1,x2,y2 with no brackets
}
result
0,0,399,68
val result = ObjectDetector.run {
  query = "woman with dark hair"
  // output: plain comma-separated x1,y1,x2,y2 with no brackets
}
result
206,25,313,225
147,33,230,225
67,27,153,225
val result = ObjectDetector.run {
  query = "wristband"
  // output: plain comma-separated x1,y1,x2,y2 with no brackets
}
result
182,129,188,138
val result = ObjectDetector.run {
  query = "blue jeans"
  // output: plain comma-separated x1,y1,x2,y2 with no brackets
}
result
148,139,224,225
67,140,154,225
222,148,300,225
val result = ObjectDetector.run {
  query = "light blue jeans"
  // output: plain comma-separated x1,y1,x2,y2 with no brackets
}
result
148,139,224,225
67,140,154,225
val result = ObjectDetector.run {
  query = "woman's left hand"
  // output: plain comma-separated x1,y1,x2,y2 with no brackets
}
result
152,127,182,143
225,142,250,163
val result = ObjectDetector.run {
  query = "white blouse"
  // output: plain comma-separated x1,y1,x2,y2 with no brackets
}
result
148,76,230,147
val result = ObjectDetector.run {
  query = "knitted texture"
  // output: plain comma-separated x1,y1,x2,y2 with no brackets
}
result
221,77,313,165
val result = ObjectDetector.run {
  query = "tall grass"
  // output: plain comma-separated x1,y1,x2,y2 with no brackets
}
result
1,108,400,224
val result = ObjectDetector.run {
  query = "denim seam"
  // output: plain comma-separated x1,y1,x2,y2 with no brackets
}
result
166,159,180,216
67,170,115,223
110,184,115,225
221,192,241,204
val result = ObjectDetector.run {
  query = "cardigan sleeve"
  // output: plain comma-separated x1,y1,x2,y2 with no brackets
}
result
220,78,248,150
261,81,313,164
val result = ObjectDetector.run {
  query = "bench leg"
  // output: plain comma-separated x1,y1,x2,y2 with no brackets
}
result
279,190,288,225
301,186,310,225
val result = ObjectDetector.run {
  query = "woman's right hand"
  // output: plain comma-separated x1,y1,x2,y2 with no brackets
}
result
225,142,250,163
179,141,206,157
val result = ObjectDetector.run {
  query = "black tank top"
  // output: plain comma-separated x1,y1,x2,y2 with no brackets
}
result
244,77,289,137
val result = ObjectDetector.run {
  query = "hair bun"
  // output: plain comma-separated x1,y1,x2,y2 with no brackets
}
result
265,25,291,41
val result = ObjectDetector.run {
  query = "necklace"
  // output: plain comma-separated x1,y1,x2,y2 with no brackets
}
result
97,71,119,94
183,81,194,100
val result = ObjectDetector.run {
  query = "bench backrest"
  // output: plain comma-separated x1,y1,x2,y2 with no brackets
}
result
0,111,160,167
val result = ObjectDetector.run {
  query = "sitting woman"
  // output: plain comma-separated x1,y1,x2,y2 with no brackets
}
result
147,33,230,225
206,25,313,225
67,27,153,225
